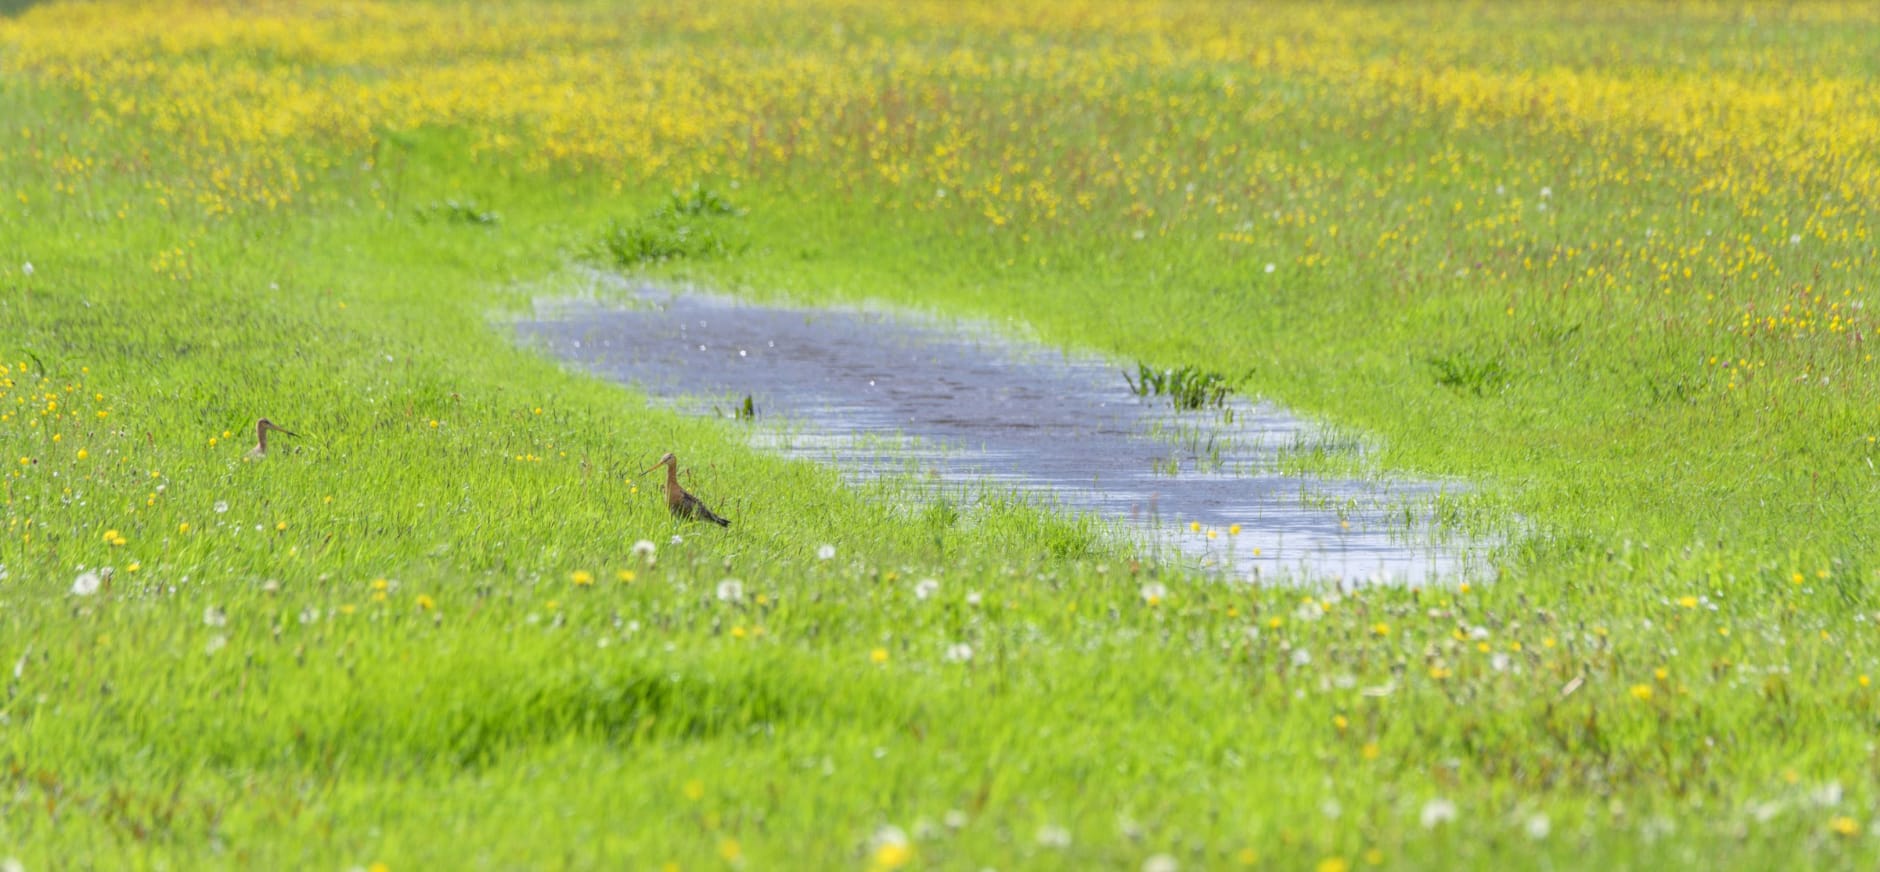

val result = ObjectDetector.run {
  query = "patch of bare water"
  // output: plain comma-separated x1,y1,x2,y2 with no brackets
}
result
519,280,1484,584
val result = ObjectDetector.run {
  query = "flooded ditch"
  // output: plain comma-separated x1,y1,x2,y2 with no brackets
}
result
518,278,1485,584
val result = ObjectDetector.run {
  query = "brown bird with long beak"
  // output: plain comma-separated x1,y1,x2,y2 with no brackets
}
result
639,452,730,527
246,418,300,459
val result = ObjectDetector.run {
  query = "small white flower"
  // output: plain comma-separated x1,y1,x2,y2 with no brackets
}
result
944,643,973,663
816,544,836,560
1142,854,1178,872
298,607,320,625
669,534,684,546
716,579,744,603
914,579,939,601
1789,234,1802,245
203,606,227,627
1290,648,1312,667
1139,582,1168,604
1491,653,1511,672
70,571,102,597
965,591,982,607
1035,824,1072,848
20,262,32,277
870,825,909,854
1525,813,1551,840
943,810,968,829
3,857,23,872
1263,263,1276,273
1539,186,1553,198
214,500,229,514
1420,798,1458,829
204,635,227,656
631,539,657,560
1811,781,1844,807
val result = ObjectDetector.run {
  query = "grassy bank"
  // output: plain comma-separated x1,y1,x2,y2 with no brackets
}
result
3,1,1880,868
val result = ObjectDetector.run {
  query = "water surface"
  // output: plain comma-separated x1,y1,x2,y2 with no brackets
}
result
519,281,1481,584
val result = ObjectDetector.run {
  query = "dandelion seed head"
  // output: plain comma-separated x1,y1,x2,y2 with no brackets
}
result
70,571,101,597
1420,798,1457,829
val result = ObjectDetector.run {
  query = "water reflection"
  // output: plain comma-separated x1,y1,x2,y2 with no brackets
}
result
519,281,1483,584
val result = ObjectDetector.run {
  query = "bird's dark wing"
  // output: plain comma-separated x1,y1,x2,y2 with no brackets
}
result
681,493,731,527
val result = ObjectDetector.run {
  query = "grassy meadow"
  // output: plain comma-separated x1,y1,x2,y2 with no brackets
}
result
3,1,1880,868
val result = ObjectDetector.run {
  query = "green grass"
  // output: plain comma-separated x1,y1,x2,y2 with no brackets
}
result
4,2,1880,869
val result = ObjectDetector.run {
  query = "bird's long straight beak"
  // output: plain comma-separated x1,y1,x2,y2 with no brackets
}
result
636,462,661,477
264,423,300,438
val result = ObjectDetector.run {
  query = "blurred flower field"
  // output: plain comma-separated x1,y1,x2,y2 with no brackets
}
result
1,1,1879,868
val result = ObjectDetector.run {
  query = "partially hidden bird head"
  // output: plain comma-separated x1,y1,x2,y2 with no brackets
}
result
256,418,300,439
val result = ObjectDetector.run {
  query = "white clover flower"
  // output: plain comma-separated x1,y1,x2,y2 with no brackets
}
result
944,643,973,663
716,579,744,603
1420,798,1458,829
70,571,102,597
914,578,939,601
203,606,228,627
1142,855,1178,872
816,544,836,560
870,825,909,854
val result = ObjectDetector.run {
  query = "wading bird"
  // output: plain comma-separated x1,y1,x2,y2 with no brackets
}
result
639,452,731,527
247,418,300,459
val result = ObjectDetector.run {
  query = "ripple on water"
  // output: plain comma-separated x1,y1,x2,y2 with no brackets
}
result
518,281,1485,584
